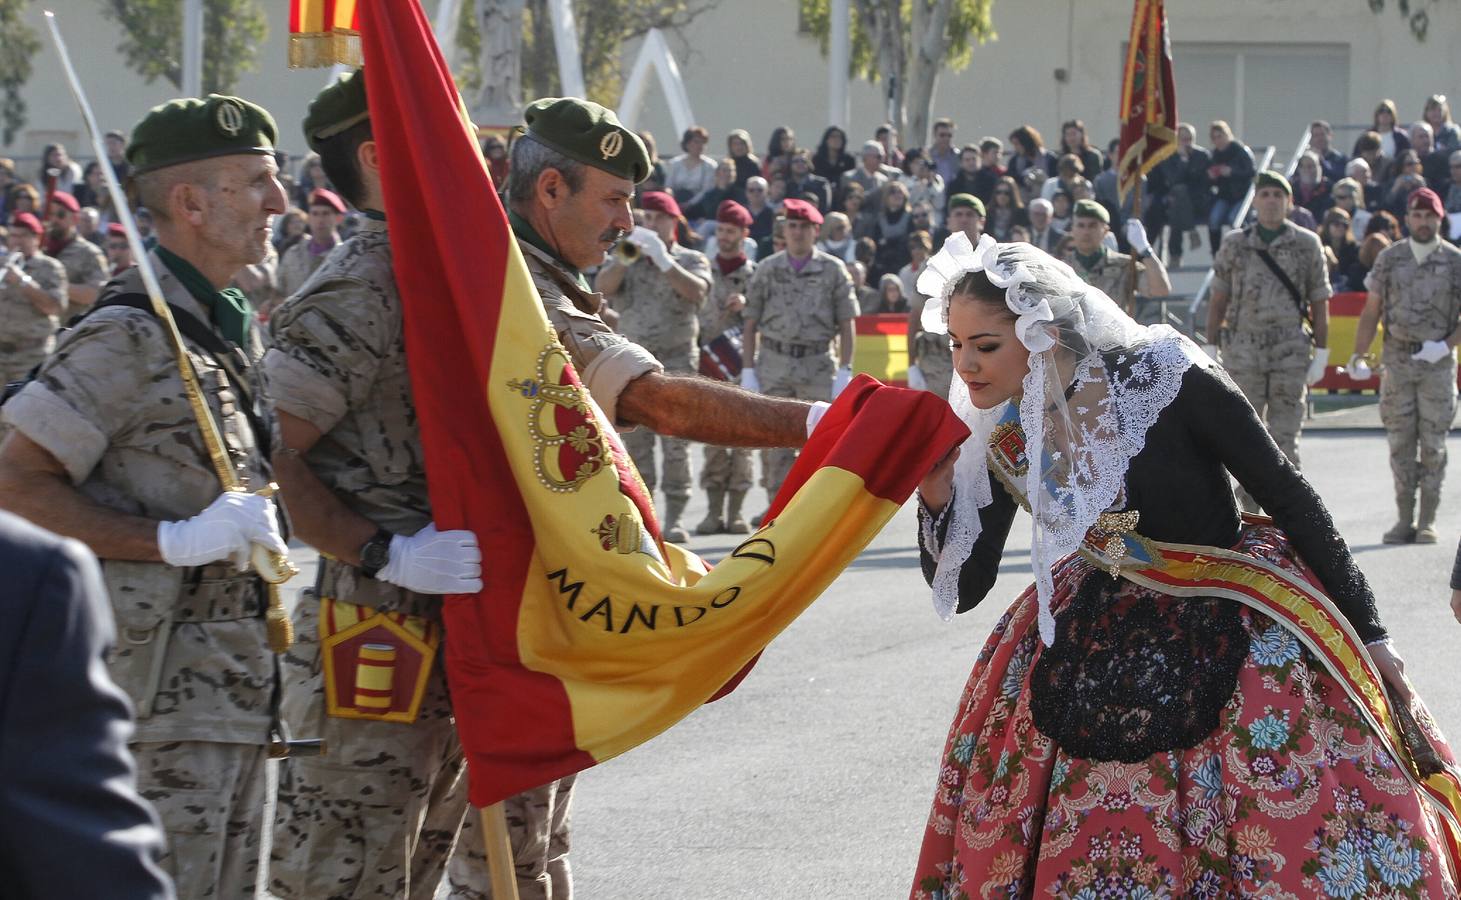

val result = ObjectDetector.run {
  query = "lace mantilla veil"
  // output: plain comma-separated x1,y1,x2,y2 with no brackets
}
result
916,233,1206,644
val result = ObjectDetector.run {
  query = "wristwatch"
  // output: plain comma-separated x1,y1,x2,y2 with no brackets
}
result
359,528,393,579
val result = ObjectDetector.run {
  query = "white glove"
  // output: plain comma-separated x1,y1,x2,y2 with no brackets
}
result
1412,339,1453,364
805,401,830,438
1124,218,1151,257
1199,343,1221,365
158,491,288,569
1305,347,1330,386
627,225,673,272
831,365,853,398
1347,354,1372,381
740,366,760,393
376,523,483,595
906,364,928,391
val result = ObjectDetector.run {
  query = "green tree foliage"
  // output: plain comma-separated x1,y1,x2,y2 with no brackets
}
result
0,0,40,145
100,0,267,94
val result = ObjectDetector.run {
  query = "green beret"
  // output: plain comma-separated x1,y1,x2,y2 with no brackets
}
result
304,69,369,154
1073,198,1110,224
948,193,986,216
523,97,649,184
127,94,277,176
1256,169,1293,197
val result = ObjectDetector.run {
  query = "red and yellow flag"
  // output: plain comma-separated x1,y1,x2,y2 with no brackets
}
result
1117,0,1178,203
357,0,968,806
289,0,360,68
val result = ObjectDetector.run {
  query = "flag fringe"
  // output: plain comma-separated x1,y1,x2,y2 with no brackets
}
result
289,29,363,69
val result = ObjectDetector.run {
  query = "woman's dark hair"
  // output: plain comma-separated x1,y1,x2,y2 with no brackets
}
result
314,118,375,209
1009,126,1043,156
1059,119,1090,153
680,125,709,152
1367,209,1400,238
765,126,794,163
816,126,847,160
1321,208,1355,249
949,270,1013,314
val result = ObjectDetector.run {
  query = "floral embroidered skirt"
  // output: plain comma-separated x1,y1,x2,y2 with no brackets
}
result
911,527,1460,899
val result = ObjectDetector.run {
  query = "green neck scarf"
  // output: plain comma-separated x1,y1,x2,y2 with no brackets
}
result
1256,223,1285,245
156,245,253,350
1075,247,1105,271
508,209,590,290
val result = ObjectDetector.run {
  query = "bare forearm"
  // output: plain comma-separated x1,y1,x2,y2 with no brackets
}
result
272,449,376,566
618,372,808,447
0,442,159,561
594,262,626,295
1353,296,1382,356
1143,255,1171,297
67,283,99,308
906,307,921,364
1310,301,1329,348
838,321,855,367
743,320,760,366
666,265,708,304
1206,291,1230,341
21,283,63,317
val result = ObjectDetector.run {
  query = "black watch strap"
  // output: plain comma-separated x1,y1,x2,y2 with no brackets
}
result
359,527,394,579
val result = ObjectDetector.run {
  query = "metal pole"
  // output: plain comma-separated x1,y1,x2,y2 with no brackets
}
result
828,0,850,130
182,0,204,97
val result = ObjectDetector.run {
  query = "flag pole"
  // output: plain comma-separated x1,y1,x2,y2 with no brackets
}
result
480,804,521,900
1129,177,1143,316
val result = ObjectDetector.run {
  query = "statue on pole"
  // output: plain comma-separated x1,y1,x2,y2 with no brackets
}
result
471,0,526,127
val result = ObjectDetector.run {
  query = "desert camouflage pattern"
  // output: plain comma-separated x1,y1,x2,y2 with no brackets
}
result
0,250,67,382
53,234,109,296
275,237,333,304
1063,245,1143,311
447,775,578,900
609,243,711,370
701,260,757,492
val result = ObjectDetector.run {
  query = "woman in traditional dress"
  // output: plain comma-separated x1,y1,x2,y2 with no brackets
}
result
909,234,1461,899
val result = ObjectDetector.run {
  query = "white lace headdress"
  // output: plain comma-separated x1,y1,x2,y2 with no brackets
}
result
916,233,1200,644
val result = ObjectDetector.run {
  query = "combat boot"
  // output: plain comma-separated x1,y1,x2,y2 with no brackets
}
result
1416,488,1441,544
695,489,725,535
1383,491,1417,544
663,496,689,543
724,490,750,534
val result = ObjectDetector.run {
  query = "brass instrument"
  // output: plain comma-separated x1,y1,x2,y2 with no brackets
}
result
613,237,640,266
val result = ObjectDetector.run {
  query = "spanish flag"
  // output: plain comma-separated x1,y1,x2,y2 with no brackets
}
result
288,0,360,68
357,0,968,806
1116,0,1178,203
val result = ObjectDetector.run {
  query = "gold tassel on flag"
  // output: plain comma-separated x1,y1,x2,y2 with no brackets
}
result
289,0,362,68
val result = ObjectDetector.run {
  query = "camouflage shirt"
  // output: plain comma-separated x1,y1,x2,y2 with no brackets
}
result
743,249,859,347
608,245,711,370
52,236,108,294
1063,245,1143,310
1,247,275,744
275,238,333,304
0,251,67,382
702,257,755,338
1212,221,1330,334
1366,240,1461,345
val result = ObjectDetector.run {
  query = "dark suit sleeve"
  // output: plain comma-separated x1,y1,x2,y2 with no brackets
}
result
0,523,175,900
917,472,1019,613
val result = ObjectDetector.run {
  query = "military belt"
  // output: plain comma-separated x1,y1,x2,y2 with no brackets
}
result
175,569,266,622
1225,325,1306,348
1385,338,1428,355
761,336,828,358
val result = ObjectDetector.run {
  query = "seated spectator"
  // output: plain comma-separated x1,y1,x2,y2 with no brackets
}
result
1292,150,1332,218
898,229,933,303
1007,125,1058,193
1050,190,1074,234
1009,224,1033,243
482,135,509,190
873,273,910,314
8,182,40,219
294,152,330,209
726,129,760,192
688,157,739,227
927,117,960,184
1207,119,1255,252
743,176,775,242
871,180,914,278
1423,94,1461,153
35,143,82,194
1058,119,1106,179
72,162,106,210
1346,155,1384,212
1355,209,1401,286
1026,197,1064,252
636,130,667,192
756,213,786,261
902,153,945,226
1446,151,1461,217
1288,204,1318,233
665,125,718,209
841,182,875,240
910,201,936,238
971,138,1007,205
816,211,858,263
944,145,981,210
762,125,795,179
766,175,788,209
1383,150,1427,220
0,157,15,221
848,260,876,311
1409,121,1451,194
1331,177,1372,240
1307,120,1348,184
813,126,856,183
986,175,1030,241
1319,207,1362,292
785,148,832,212
841,140,898,209
1368,98,1411,159
875,123,904,169
1146,122,1210,268
1041,153,1087,201
1352,129,1392,189
854,236,877,272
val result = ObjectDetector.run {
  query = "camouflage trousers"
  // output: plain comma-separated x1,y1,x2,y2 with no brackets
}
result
914,336,953,402
132,739,268,899
1222,329,1310,512
701,444,755,492
757,348,833,500
1380,351,1457,504
446,776,578,899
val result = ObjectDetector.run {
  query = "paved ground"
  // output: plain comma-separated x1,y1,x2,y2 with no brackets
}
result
261,422,1461,899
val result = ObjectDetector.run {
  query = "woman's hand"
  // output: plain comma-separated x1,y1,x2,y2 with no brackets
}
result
1368,640,1413,705
918,445,960,515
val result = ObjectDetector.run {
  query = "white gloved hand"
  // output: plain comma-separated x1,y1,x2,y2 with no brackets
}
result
831,365,853,398
1199,343,1221,365
906,364,928,391
805,401,830,439
1124,217,1152,257
627,225,674,272
1347,354,1373,381
740,366,760,393
1412,339,1453,364
1305,346,1330,386
158,491,288,569
376,524,483,595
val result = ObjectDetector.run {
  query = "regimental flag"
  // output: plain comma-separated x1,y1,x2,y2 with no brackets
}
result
289,0,361,68
1117,0,1178,203
357,0,968,807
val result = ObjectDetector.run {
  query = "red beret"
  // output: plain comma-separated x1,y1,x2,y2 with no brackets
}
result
309,188,346,214
716,199,753,227
106,222,127,238
48,191,80,213
638,191,682,219
10,212,42,235
781,198,823,226
1408,187,1445,218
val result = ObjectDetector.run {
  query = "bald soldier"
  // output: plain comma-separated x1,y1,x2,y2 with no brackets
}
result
1062,198,1171,314
0,94,289,898
443,96,829,899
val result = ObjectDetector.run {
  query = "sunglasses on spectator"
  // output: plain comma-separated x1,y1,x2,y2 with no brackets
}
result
995,190,1012,197
1334,193,1353,199
747,186,765,193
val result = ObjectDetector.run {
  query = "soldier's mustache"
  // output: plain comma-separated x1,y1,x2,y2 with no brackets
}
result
602,228,627,244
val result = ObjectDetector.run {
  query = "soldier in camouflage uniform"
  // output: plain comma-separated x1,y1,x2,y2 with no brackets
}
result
275,187,344,303
0,94,290,899
742,198,859,511
43,190,108,311
1061,199,1170,315
909,194,983,400
1208,170,1331,512
594,189,711,542
265,70,485,900
1350,187,1461,544
0,212,67,383
696,199,757,534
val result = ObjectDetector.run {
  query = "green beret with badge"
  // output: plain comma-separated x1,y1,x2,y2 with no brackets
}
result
126,94,277,175
303,68,370,153
1073,198,1111,224
523,97,650,184
947,193,986,216
1255,169,1292,197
